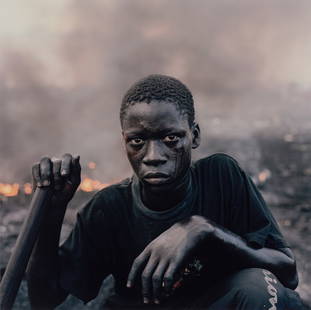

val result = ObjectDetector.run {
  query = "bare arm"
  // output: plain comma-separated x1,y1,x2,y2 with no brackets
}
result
27,154,81,309
206,217,298,289
27,202,68,309
127,215,298,305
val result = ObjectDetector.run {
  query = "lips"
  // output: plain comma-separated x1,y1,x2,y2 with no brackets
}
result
143,172,170,185
144,172,169,178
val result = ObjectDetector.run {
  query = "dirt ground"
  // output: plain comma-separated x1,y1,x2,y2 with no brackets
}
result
1,135,310,309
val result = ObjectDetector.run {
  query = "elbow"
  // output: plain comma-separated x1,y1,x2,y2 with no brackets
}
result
287,273,299,290
270,248,299,290
286,262,299,290
281,258,299,290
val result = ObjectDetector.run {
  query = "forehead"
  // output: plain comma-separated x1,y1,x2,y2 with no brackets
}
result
122,100,189,133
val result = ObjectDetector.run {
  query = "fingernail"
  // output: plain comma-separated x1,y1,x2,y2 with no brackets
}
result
61,169,67,176
42,180,50,186
126,281,131,288
143,297,149,304
154,299,160,304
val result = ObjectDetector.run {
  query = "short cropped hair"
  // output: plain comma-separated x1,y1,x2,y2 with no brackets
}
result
120,74,195,125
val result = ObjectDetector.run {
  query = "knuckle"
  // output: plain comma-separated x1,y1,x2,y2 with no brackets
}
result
54,175,62,183
40,156,51,163
61,168,69,175
164,275,173,283
54,169,61,177
40,168,51,177
52,158,61,165
53,164,61,174
142,272,151,282
63,153,72,159
32,164,39,175
32,162,40,168
142,292,149,298
44,169,52,176
133,258,141,268
152,275,161,284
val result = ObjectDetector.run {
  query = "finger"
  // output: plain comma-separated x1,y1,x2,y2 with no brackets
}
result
152,261,169,304
70,155,81,183
39,157,52,187
127,251,149,288
63,155,81,192
163,262,179,294
32,163,41,188
52,159,62,190
61,153,72,177
141,257,158,304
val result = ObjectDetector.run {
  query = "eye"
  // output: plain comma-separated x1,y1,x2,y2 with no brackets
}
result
129,138,145,146
163,135,179,143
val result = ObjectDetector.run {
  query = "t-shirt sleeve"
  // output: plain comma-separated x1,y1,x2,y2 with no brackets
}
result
58,192,115,303
219,155,289,249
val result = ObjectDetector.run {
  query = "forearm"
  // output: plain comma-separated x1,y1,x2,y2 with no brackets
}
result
197,217,298,289
27,200,68,309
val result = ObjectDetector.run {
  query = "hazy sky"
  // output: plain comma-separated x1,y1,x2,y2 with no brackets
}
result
1,0,311,86
1,0,311,182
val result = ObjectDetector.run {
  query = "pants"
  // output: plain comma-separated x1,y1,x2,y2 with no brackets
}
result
186,268,302,310
105,268,303,309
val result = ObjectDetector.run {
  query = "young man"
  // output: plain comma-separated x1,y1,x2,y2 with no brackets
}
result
28,75,300,309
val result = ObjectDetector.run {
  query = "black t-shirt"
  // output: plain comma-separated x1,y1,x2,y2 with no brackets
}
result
59,153,288,303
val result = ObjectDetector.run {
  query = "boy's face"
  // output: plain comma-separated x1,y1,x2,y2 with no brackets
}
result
122,100,200,188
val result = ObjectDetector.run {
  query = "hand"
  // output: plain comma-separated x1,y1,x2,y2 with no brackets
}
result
32,154,81,206
127,215,214,304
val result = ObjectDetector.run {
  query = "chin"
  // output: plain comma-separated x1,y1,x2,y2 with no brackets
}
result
141,178,177,191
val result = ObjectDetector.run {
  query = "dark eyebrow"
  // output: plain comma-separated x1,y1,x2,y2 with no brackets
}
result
158,129,187,136
123,130,145,136
159,127,186,133
124,128,186,137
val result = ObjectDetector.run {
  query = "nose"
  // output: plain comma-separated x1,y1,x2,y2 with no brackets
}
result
143,140,167,166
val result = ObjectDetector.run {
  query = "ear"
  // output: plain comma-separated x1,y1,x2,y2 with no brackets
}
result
121,131,127,149
191,122,201,149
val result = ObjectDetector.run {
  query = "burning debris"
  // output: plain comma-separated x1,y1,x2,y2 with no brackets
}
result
0,183,20,198
0,163,110,198
0,0,311,307
79,178,109,192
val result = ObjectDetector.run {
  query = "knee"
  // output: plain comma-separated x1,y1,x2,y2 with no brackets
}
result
228,268,287,306
231,268,275,293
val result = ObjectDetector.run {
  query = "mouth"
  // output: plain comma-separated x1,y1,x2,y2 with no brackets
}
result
143,172,170,185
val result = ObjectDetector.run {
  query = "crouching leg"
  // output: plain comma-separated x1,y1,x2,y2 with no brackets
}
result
188,268,302,310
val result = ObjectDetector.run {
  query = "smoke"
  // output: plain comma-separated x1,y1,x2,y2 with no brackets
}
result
1,0,311,182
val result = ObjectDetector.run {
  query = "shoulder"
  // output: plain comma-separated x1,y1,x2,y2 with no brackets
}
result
194,153,240,171
192,153,245,186
92,177,132,205
78,178,132,224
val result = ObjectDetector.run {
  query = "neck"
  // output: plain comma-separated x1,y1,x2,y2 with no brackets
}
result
140,169,191,211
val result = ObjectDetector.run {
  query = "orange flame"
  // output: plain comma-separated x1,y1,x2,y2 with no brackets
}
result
0,177,110,197
87,161,96,169
79,177,109,192
24,183,33,195
0,183,20,197
258,169,271,183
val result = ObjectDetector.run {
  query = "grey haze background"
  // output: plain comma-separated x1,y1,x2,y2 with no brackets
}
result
1,0,310,182
1,1,311,306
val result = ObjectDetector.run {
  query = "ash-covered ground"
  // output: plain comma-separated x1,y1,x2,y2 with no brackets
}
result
1,135,310,309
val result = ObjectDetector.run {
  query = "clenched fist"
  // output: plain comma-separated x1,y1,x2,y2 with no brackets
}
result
32,153,81,205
